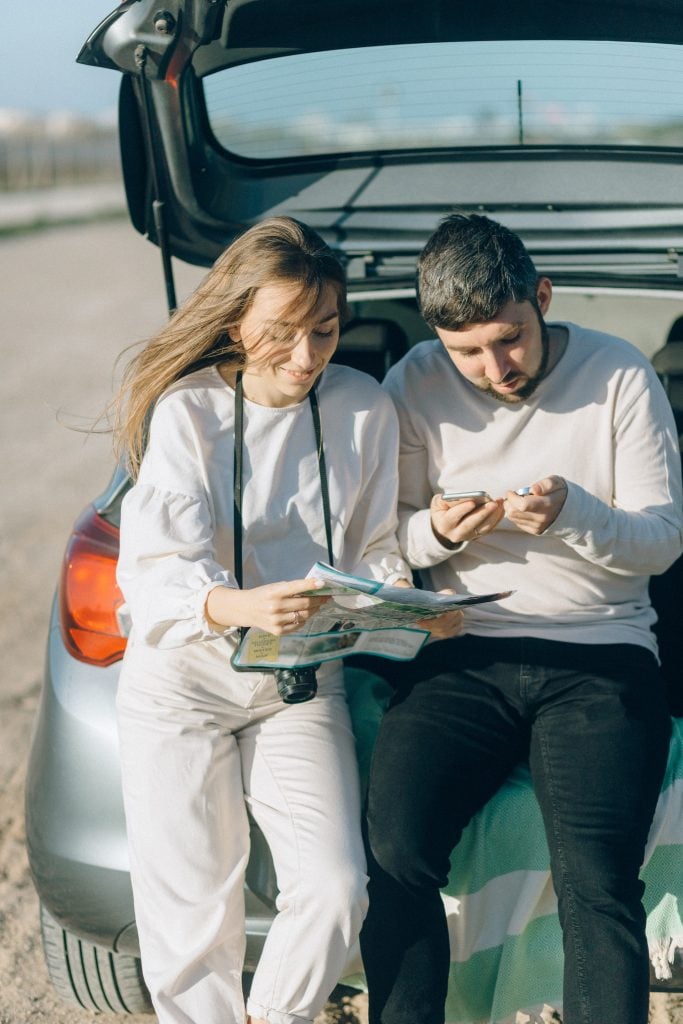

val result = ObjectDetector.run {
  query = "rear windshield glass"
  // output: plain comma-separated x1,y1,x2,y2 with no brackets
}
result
203,39,683,160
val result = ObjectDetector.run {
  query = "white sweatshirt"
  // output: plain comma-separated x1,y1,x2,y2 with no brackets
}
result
383,322,683,655
117,363,410,649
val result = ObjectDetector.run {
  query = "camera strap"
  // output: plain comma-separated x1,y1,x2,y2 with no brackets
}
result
232,370,334,597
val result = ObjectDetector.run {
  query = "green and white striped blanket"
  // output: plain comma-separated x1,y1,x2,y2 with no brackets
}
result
344,668,683,1024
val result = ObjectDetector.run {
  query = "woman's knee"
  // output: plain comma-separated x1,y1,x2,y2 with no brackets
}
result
301,860,369,930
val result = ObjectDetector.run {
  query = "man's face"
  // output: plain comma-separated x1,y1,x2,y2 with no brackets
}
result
435,279,552,404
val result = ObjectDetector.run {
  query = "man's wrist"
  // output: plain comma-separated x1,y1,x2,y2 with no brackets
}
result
431,520,462,551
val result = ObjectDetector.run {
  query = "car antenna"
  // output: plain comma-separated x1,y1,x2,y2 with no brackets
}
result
134,44,178,318
517,79,524,146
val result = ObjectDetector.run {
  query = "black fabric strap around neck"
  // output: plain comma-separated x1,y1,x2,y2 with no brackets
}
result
232,371,334,591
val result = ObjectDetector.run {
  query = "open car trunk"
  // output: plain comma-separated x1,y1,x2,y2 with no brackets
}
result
77,0,683,296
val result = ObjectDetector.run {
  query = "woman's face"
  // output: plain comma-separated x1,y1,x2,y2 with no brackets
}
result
229,280,341,407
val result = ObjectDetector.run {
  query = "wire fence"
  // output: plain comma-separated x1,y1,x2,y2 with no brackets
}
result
0,126,120,191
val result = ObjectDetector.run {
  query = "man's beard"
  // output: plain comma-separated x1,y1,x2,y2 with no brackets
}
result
479,315,550,405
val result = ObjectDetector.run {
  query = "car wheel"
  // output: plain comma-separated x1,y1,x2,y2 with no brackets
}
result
39,903,153,1014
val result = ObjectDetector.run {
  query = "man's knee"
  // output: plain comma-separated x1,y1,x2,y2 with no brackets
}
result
366,814,450,892
551,837,647,918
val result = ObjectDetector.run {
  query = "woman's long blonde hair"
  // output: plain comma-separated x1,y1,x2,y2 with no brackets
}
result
113,216,348,476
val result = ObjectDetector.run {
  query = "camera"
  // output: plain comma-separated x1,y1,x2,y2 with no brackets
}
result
274,665,320,704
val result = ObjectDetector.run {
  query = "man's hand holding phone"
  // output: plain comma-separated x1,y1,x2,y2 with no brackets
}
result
431,489,504,548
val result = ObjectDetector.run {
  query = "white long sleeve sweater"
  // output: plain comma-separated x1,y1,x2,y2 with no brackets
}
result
383,322,683,655
117,364,410,649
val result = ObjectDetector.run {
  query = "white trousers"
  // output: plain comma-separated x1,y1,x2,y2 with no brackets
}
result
116,638,368,1024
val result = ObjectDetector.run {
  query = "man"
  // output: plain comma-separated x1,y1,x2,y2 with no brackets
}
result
360,214,683,1024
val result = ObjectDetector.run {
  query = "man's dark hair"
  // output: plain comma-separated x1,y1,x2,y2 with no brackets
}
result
417,213,540,330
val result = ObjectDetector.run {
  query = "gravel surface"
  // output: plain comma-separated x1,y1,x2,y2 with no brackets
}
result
0,217,680,1024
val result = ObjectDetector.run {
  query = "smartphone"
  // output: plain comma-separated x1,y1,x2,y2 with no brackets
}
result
441,490,491,504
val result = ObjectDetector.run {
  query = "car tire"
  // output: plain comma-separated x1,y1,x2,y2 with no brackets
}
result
39,903,153,1014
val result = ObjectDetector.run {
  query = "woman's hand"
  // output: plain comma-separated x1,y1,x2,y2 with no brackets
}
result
206,578,329,634
430,493,505,548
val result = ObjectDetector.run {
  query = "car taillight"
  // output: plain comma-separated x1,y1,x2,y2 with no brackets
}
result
59,505,129,667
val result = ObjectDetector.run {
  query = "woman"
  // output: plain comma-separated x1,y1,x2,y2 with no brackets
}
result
114,216,461,1024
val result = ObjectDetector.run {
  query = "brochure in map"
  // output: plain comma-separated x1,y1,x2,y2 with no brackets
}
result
231,562,512,670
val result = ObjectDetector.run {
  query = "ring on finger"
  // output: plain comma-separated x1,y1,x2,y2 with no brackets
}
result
291,610,301,626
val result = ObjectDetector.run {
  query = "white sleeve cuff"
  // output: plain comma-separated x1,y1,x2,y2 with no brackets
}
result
196,577,241,638
404,507,467,568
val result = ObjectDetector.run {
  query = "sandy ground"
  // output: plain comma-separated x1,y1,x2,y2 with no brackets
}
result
0,218,681,1024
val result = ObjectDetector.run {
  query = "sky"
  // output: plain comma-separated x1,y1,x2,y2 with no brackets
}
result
3,4,682,135
1,1,121,116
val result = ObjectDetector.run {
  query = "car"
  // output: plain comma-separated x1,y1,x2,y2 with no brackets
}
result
25,0,683,1016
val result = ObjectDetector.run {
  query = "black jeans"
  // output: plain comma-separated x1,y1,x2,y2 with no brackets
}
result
360,637,671,1024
